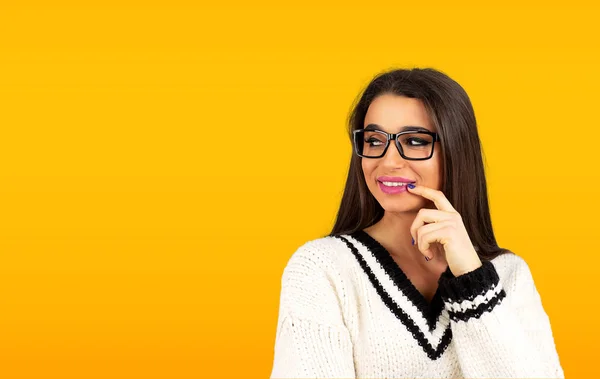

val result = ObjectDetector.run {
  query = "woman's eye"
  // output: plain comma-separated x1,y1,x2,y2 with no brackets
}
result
366,138,384,146
406,138,429,146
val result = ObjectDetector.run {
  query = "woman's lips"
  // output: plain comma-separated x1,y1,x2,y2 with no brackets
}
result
377,176,415,183
377,180,409,194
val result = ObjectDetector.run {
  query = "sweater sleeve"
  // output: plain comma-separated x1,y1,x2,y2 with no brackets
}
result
270,240,356,379
436,255,565,378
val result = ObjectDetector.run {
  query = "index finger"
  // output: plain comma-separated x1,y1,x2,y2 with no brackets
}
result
407,184,456,213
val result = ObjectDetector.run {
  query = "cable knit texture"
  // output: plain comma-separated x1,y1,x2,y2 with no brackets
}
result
270,231,564,379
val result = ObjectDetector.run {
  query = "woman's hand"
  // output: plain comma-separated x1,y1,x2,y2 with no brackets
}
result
406,184,482,277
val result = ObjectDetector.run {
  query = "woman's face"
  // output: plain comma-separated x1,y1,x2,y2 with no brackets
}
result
361,94,443,213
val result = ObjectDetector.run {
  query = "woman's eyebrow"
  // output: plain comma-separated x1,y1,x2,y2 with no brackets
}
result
365,123,431,133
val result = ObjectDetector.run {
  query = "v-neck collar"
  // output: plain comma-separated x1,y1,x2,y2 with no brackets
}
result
334,231,453,360
349,229,447,331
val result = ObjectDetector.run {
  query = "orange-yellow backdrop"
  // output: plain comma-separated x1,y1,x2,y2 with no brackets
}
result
1,1,597,378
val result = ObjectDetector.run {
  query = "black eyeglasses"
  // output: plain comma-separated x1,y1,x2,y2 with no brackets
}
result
353,128,441,160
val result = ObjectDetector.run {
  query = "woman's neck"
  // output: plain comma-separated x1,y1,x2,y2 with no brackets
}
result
364,211,447,267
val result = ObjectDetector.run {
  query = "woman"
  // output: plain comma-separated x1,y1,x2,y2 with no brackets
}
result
269,68,564,378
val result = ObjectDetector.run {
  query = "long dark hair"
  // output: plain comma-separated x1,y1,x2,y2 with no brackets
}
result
329,68,510,262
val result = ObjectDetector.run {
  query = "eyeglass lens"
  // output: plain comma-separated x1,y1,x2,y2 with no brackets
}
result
355,130,434,159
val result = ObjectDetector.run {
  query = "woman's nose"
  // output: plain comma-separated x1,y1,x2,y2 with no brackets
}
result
382,142,407,166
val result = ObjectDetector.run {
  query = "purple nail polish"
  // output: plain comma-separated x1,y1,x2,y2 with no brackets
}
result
408,183,415,189
425,256,429,261
411,238,415,245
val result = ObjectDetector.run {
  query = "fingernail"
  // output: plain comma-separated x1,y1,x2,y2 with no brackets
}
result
407,183,415,189
425,256,429,261
411,238,415,245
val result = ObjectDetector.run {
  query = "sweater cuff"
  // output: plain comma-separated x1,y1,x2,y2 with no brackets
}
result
437,260,506,322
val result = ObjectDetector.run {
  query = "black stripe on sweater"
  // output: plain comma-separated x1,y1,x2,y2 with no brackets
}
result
334,235,452,361
437,260,500,303
447,289,507,322
349,230,446,332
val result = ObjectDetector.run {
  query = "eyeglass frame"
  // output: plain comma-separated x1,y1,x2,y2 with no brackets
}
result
352,128,441,161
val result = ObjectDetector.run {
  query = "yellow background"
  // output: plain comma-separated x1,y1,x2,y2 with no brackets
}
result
1,1,597,378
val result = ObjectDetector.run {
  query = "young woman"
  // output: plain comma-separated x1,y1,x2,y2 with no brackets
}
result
270,68,564,378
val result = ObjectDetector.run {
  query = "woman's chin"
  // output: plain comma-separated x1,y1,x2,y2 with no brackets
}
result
379,199,426,214
380,204,414,213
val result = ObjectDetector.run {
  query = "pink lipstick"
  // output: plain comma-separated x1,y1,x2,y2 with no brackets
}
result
377,176,416,194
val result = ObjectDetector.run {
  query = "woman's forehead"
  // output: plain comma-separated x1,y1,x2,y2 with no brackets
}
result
364,95,435,133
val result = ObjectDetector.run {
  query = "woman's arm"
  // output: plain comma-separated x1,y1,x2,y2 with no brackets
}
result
437,254,564,378
269,240,356,379
270,312,355,378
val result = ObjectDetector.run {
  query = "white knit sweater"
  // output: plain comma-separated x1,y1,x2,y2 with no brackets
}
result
269,230,564,378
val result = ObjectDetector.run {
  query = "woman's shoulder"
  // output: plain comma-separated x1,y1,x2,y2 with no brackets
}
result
282,235,354,278
489,251,539,291
276,235,353,325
